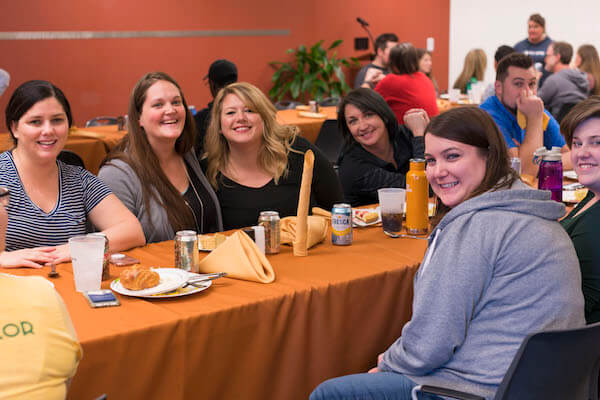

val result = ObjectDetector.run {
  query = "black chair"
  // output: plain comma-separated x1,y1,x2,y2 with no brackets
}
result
85,116,119,127
57,150,85,169
318,96,340,107
274,100,303,110
314,119,344,166
555,102,579,124
411,322,600,400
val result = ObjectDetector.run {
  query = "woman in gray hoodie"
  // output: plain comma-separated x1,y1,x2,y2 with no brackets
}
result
310,107,585,400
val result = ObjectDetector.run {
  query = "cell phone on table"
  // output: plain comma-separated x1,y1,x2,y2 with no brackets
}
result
109,253,140,266
83,290,120,308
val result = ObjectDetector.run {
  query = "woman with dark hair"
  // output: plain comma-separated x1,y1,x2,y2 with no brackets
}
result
337,88,429,206
0,80,145,268
374,43,438,125
99,72,222,243
560,96,600,323
416,48,439,96
310,107,584,400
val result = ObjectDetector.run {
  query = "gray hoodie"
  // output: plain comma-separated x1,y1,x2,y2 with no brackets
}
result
538,68,589,117
379,180,585,399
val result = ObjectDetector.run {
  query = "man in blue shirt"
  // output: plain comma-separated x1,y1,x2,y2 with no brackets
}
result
480,53,570,176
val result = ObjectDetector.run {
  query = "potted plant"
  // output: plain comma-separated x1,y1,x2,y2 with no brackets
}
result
269,40,358,103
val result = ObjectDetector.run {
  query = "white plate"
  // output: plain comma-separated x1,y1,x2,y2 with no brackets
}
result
563,189,588,203
564,170,578,180
110,268,189,297
353,207,381,227
143,273,212,299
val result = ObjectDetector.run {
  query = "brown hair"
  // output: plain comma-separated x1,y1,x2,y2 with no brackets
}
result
102,71,196,232
551,41,573,65
560,96,600,148
453,49,487,93
529,13,546,29
577,44,600,96
203,82,298,188
389,43,419,75
425,107,518,226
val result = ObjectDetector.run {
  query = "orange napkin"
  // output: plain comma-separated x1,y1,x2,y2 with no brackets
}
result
293,150,315,256
198,231,275,283
281,215,328,249
311,207,331,219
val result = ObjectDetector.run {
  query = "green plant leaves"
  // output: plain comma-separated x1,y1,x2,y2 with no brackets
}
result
269,40,355,103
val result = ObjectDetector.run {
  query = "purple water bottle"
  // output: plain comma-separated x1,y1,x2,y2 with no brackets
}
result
537,147,563,202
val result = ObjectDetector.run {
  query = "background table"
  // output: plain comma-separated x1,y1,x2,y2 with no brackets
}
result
3,225,427,400
276,106,338,143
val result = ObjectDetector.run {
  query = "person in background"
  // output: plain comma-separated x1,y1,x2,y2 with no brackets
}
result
375,43,438,124
0,69,9,97
337,88,428,206
482,45,515,102
560,96,600,324
99,72,223,243
354,33,398,89
574,44,600,96
480,53,570,176
194,59,238,156
0,80,145,268
538,41,589,120
416,48,439,96
453,48,487,94
514,13,553,88
0,205,83,400
310,107,584,400
202,82,342,230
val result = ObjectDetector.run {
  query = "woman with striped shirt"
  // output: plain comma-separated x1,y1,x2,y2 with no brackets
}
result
0,80,145,268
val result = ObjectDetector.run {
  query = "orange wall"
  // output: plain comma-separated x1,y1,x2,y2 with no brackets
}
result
0,0,449,129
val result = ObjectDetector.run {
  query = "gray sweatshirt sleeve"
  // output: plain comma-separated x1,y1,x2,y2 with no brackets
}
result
97,161,141,217
379,218,492,374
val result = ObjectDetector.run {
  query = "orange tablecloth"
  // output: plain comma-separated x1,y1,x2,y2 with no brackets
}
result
4,225,427,400
276,106,338,143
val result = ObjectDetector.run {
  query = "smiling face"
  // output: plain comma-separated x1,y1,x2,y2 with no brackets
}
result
571,118,600,194
11,97,69,163
219,93,264,148
419,53,433,74
344,103,389,151
527,21,545,44
424,134,487,208
495,66,538,110
139,80,186,148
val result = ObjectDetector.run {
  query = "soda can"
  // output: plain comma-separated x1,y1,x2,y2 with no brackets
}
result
174,230,199,272
87,232,110,280
309,100,319,113
258,211,280,254
510,157,521,176
331,203,352,245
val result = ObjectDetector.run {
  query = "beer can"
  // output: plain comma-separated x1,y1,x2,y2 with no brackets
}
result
87,232,110,280
309,100,319,113
258,211,280,254
510,157,522,176
331,203,352,245
174,230,199,272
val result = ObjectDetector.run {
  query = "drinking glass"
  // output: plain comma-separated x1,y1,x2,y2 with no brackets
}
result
69,235,105,292
378,188,406,234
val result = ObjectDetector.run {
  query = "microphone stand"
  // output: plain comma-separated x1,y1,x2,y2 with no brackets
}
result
357,18,376,60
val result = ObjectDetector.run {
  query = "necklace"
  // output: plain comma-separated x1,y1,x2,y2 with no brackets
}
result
182,164,205,233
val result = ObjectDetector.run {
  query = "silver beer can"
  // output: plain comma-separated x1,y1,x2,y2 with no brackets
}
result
174,230,199,272
331,203,352,245
258,211,280,254
510,157,522,175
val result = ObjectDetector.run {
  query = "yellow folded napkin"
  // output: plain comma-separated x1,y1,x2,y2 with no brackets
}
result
517,110,550,131
312,207,331,219
198,231,275,283
293,150,315,256
281,215,328,249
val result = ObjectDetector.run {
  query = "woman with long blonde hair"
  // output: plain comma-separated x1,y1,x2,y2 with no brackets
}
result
203,82,342,230
453,48,487,94
575,44,600,96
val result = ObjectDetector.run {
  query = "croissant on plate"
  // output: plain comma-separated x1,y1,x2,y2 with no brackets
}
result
120,266,160,291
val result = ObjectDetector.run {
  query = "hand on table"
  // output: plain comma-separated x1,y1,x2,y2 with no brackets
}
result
0,247,60,268
47,244,71,265
368,353,384,373
403,109,430,137
516,88,543,121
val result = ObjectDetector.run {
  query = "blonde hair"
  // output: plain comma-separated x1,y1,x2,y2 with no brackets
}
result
577,44,600,96
453,49,487,93
203,82,298,188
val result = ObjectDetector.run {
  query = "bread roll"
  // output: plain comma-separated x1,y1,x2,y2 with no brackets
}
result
120,266,160,291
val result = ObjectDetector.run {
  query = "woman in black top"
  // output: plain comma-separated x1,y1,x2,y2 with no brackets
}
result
337,88,428,206
202,82,342,230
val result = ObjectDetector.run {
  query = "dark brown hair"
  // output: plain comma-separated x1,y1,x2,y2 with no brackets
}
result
529,13,546,29
102,71,196,232
425,107,518,226
560,96,600,148
551,41,573,65
496,53,534,82
389,43,419,75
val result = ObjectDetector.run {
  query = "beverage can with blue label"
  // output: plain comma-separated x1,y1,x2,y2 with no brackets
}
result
331,203,352,245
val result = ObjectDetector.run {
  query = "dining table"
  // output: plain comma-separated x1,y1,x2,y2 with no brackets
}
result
2,223,428,400
276,106,338,143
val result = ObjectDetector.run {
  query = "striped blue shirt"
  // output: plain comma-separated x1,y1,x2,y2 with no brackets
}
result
0,151,112,251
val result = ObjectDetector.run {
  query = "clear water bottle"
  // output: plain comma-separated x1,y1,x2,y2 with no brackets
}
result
535,146,563,202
